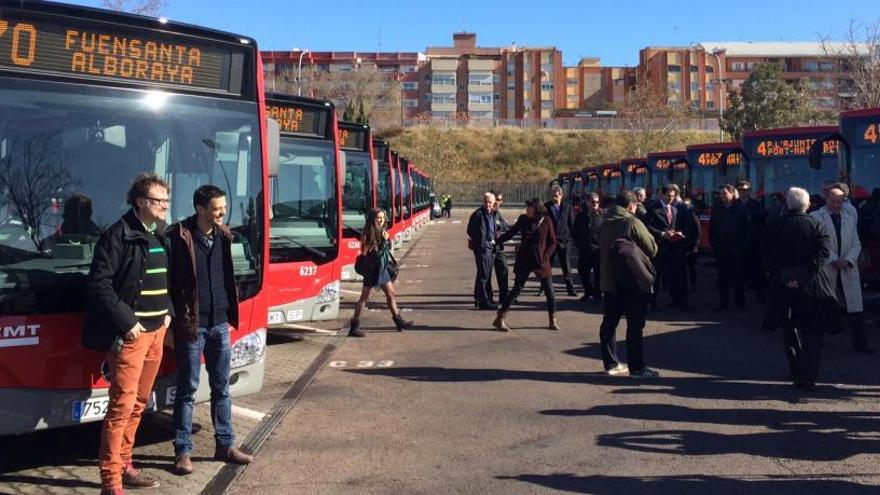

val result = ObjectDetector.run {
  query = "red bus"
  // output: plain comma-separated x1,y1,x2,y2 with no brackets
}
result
584,167,601,194
742,126,840,209
338,121,375,282
646,151,688,197
599,163,624,200
0,0,271,434
409,165,431,230
398,156,415,242
812,109,880,281
685,143,745,250
265,94,342,326
621,158,649,196
373,140,402,246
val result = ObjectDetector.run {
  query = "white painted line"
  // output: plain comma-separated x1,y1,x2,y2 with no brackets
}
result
231,404,267,421
280,323,338,334
452,220,462,224
340,288,362,295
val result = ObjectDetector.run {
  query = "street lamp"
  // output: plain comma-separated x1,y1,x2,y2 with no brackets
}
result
297,48,311,96
711,46,726,141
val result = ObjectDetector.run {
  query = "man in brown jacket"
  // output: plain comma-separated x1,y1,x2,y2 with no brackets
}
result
167,185,253,474
598,192,659,378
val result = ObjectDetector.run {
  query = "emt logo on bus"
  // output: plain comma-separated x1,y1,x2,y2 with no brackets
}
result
0,324,40,348
0,11,235,91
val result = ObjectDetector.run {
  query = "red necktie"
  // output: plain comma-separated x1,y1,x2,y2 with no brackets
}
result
666,204,673,225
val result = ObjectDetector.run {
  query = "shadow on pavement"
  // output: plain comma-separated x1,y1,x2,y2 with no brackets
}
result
497,473,879,495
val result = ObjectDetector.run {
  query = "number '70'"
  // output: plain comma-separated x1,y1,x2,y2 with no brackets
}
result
0,19,38,67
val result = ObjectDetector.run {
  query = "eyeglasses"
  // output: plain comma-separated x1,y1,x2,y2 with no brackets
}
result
588,200,600,204
144,196,170,206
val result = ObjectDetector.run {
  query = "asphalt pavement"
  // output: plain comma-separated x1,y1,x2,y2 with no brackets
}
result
225,213,880,494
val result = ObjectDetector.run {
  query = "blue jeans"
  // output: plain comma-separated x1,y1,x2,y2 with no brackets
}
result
173,323,234,455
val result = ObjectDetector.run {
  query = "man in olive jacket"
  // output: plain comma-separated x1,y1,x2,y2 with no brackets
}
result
598,191,659,378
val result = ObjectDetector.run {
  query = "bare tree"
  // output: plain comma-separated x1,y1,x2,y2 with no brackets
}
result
0,134,76,250
100,0,166,16
821,19,880,110
267,63,402,132
618,79,692,157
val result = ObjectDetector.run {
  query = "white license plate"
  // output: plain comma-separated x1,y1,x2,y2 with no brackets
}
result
72,393,156,422
286,310,304,322
268,311,284,324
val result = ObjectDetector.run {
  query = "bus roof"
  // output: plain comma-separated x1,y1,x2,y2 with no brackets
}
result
646,150,686,159
743,126,838,138
841,108,880,119
686,142,741,152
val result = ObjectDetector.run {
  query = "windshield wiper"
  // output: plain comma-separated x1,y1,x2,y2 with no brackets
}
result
270,235,328,259
342,222,363,236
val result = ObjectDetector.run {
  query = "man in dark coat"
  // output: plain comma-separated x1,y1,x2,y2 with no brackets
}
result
763,187,835,391
598,191,659,377
544,185,577,296
486,191,510,305
467,192,498,309
83,173,173,493
709,184,750,311
645,184,697,310
737,180,767,302
572,192,603,301
168,185,253,475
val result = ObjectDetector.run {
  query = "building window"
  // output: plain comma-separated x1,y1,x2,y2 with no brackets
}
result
705,66,714,73
804,61,819,72
401,82,417,90
424,93,432,102
469,74,493,86
541,83,554,91
469,94,493,104
691,100,701,109
507,83,516,90
432,93,455,104
690,65,698,72
668,65,682,73
494,94,501,101
707,100,715,109
431,74,455,85
820,62,835,72
731,62,745,71
404,99,418,108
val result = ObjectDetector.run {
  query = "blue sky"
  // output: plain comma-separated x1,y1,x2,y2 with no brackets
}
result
69,0,879,66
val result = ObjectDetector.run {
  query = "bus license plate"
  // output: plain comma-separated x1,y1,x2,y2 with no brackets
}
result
72,393,156,422
268,311,284,324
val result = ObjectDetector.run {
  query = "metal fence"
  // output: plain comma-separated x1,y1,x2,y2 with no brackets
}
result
434,181,548,207
404,117,720,131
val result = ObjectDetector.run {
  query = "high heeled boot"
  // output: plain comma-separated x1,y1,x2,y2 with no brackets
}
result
548,313,560,330
392,313,413,332
493,310,510,332
348,319,365,337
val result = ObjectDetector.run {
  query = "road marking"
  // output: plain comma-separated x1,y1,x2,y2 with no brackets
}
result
231,404,267,421
452,220,462,224
279,323,338,334
328,360,394,369
340,288,362,295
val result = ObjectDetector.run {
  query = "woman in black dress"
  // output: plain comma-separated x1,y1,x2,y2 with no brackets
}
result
493,198,559,331
349,208,413,337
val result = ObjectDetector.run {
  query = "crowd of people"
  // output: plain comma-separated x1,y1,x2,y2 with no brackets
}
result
466,181,876,388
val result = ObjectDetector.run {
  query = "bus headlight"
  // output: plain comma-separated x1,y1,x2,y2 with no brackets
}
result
316,281,340,304
230,330,266,369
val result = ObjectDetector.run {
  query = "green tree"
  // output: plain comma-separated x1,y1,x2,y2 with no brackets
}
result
721,63,819,140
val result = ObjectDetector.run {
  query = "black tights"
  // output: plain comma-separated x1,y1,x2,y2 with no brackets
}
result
501,271,556,314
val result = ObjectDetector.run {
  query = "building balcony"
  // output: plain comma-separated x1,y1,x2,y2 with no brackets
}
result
431,83,457,93
431,102,456,112
467,102,493,112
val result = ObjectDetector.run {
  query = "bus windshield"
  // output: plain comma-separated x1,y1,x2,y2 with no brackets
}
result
377,162,394,223
342,151,372,236
751,156,838,202
270,138,338,263
0,77,264,315
402,170,412,218
850,146,880,199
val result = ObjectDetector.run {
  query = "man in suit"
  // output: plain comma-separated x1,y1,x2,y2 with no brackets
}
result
486,191,510,305
710,184,750,311
572,192,603,301
737,180,767,302
645,183,696,310
467,192,498,310
543,185,577,296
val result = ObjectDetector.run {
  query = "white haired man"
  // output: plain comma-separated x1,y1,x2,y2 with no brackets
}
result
467,192,498,309
763,187,836,391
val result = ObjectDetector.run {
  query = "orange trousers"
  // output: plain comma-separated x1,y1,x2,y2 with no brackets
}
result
98,327,166,489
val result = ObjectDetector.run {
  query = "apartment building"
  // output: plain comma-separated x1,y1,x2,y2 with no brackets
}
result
261,50,425,122
639,42,858,114
558,58,636,114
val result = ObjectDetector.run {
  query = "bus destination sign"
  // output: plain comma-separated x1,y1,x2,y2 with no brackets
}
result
0,10,240,92
695,151,741,167
339,126,367,151
267,101,329,138
753,138,838,158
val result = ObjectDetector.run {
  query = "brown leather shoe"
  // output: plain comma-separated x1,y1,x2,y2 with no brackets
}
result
215,446,253,465
122,465,159,489
174,453,194,475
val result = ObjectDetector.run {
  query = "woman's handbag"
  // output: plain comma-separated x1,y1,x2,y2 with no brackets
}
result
387,252,400,282
354,254,369,276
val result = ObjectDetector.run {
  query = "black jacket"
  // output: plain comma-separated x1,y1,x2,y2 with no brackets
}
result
467,206,496,251
709,200,750,253
645,200,698,251
82,209,172,351
166,216,240,342
544,200,575,245
572,209,603,254
762,211,833,300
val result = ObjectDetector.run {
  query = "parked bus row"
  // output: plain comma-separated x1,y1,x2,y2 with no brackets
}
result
551,109,880,282
0,0,432,436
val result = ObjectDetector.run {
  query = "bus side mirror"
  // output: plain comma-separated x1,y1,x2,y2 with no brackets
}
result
267,118,280,176
339,150,347,179
808,138,825,170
